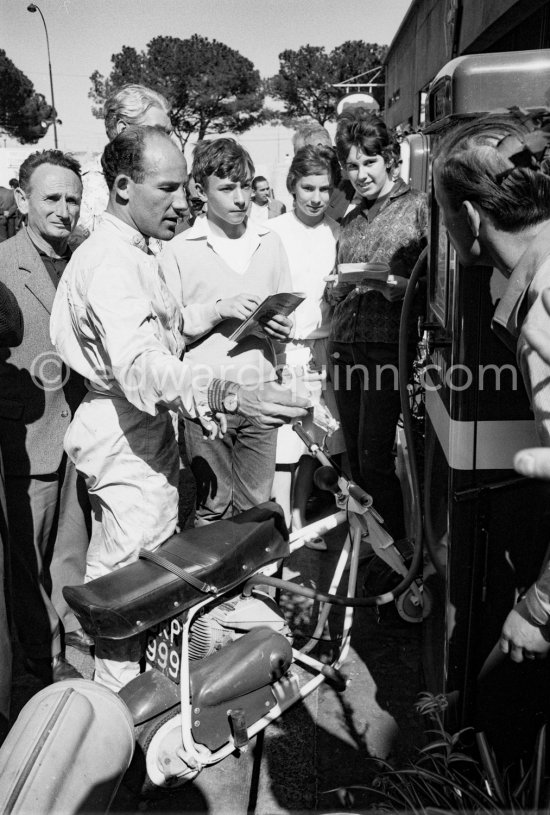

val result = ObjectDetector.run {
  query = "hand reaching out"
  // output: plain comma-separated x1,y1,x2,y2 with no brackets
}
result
500,600,550,662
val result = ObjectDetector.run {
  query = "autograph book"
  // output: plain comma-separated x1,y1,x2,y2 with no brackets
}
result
229,292,305,343
337,262,390,284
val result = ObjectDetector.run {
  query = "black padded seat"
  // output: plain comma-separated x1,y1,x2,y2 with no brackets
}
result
63,502,288,641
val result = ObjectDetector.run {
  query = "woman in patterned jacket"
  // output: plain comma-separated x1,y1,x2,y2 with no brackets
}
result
327,109,427,540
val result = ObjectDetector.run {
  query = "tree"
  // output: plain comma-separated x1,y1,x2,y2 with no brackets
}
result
90,35,266,147
268,40,388,124
0,50,56,143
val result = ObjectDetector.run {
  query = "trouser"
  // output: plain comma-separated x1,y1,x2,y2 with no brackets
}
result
5,453,91,659
329,340,413,540
65,393,179,691
183,414,277,525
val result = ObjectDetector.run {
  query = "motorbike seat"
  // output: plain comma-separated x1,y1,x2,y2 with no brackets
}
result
63,502,288,641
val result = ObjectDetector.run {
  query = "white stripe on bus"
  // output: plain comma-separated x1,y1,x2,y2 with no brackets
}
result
425,387,540,470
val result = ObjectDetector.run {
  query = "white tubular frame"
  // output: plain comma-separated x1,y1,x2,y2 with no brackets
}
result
149,428,403,782
146,507,360,780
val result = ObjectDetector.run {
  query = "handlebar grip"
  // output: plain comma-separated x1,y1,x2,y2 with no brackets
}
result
313,465,340,494
348,483,373,508
292,420,316,448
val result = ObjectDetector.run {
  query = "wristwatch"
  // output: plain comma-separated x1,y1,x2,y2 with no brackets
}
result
222,384,240,414
207,378,241,414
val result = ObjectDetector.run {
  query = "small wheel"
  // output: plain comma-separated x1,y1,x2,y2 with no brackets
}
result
395,585,432,623
144,711,200,790
126,707,200,795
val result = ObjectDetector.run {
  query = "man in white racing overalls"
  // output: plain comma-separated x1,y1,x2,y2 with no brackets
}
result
51,126,309,690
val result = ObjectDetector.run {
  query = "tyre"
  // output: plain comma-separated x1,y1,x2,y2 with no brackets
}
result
125,706,200,796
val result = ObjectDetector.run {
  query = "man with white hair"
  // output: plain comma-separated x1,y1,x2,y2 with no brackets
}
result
292,122,333,152
75,84,173,240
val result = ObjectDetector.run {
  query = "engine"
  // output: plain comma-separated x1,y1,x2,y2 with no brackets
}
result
188,592,292,660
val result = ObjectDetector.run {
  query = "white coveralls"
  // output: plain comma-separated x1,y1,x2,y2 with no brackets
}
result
51,213,209,690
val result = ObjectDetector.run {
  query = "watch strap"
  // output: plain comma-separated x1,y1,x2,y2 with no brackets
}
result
207,378,240,413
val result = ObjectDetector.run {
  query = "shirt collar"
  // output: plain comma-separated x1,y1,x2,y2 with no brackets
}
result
356,177,410,222
25,225,70,259
100,211,153,254
492,220,550,351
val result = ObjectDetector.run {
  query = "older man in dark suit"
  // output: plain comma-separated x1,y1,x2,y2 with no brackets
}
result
0,150,91,684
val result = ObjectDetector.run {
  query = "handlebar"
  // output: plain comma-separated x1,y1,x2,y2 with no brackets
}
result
293,421,373,509
291,420,319,449
348,483,373,508
290,247,427,605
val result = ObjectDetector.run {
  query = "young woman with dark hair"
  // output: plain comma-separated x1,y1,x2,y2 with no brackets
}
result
327,108,427,541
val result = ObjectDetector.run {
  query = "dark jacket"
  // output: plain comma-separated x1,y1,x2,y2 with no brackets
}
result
328,179,428,345
0,228,85,476
0,280,22,348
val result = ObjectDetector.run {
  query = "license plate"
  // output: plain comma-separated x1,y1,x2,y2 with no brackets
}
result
145,615,184,683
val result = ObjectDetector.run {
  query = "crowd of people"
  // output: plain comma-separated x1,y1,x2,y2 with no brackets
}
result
0,82,426,716
2,80,550,738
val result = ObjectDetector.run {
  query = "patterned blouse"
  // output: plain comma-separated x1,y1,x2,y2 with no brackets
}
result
328,178,428,345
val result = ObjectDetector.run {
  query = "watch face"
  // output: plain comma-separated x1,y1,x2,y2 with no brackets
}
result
224,393,239,413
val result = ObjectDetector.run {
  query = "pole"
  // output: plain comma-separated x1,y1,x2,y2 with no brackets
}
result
27,4,58,148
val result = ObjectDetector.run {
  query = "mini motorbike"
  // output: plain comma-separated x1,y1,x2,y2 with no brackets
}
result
63,421,425,792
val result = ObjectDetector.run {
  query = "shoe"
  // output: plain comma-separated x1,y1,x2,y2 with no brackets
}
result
25,653,83,684
304,535,328,551
65,628,94,653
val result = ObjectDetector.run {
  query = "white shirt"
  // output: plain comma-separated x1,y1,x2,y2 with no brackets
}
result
160,215,292,384
249,201,270,223
206,217,260,275
268,211,339,339
50,212,205,418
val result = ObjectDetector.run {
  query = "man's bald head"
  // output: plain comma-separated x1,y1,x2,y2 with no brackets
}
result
103,125,188,240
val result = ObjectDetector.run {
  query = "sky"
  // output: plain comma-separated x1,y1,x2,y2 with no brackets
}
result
2,0,411,148
1,0,412,195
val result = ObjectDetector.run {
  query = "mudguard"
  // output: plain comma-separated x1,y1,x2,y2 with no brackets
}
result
0,680,134,814
119,668,180,726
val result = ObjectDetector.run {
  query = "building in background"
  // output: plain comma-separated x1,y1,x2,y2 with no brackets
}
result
384,0,550,131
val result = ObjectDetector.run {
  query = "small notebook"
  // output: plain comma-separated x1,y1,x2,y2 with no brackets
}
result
229,292,305,343
337,262,390,284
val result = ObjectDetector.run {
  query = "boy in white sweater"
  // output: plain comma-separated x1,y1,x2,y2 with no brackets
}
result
161,138,294,524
